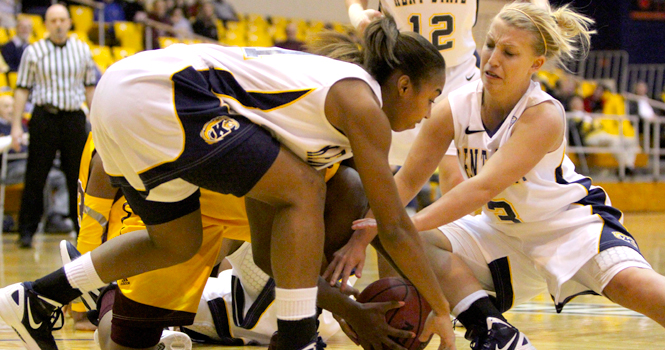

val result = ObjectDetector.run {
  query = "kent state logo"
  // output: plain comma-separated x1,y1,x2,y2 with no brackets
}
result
612,231,637,248
200,116,240,145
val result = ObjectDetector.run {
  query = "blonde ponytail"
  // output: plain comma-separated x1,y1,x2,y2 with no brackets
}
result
499,2,595,68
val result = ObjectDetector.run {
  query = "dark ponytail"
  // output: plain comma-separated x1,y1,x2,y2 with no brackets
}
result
307,16,445,87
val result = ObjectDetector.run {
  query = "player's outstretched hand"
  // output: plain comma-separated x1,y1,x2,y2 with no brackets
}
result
420,311,456,350
322,230,371,291
340,300,413,350
348,5,383,32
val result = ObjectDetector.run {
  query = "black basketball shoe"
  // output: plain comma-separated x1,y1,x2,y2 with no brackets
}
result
0,282,64,350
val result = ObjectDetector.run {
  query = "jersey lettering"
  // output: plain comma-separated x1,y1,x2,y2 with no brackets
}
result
393,0,465,6
408,14,455,51
462,147,488,178
487,200,522,223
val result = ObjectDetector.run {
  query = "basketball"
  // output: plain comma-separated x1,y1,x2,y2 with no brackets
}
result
356,277,432,350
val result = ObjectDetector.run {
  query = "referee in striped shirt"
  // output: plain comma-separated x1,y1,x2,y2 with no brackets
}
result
10,4,97,248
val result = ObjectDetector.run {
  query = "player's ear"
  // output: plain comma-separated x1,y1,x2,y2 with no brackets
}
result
530,56,545,73
397,75,411,96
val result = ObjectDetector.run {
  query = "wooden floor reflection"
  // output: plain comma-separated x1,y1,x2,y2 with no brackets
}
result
1,212,664,349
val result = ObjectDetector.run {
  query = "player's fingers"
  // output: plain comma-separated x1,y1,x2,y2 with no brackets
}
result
382,300,405,311
321,258,337,281
329,257,347,286
356,259,365,278
339,319,359,345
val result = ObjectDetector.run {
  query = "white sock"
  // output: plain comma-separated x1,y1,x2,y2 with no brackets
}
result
64,252,106,292
452,290,489,317
275,287,318,321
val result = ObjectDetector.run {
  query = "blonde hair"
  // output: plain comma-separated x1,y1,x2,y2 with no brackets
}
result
498,2,595,68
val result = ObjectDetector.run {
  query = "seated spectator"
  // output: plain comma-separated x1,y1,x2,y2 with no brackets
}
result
0,94,73,232
192,1,218,40
1,18,31,72
170,7,193,39
551,73,578,110
627,81,663,146
274,23,305,52
95,0,126,23
0,0,15,28
582,89,640,177
212,0,238,23
584,83,606,113
567,95,592,147
120,0,147,22
148,0,171,48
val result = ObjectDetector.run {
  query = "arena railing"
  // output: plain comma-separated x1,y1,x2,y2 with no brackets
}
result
567,50,630,93
623,93,665,179
626,64,665,100
566,112,642,180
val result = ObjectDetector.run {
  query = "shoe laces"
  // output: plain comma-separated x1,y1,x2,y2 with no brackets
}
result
49,307,65,331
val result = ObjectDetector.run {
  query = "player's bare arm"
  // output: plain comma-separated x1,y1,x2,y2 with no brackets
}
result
396,98,456,207
325,78,456,349
411,101,563,231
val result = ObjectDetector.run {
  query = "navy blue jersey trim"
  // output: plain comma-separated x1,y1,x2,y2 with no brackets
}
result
206,297,245,345
488,256,514,313
553,290,599,313
231,275,275,329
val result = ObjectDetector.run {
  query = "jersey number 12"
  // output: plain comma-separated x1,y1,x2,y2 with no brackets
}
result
409,14,454,51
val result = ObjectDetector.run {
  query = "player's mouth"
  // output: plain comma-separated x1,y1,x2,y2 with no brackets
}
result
485,70,501,79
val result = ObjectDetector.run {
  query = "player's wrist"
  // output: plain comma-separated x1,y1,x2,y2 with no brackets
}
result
348,3,367,29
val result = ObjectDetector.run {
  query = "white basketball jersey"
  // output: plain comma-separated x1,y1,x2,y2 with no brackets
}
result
449,80,599,224
379,0,478,67
98,44,381,171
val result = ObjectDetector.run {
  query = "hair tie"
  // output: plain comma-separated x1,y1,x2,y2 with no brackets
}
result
508,8,548,56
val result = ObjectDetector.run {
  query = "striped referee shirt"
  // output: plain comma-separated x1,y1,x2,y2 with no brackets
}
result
16,36,97,112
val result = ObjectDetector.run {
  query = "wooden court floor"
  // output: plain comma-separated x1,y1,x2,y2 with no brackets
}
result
1,212,664,349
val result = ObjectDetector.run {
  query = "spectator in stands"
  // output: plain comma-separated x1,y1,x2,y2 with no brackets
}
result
0,94,72,234
120,0,147,22
95,0,126,23
567,95,592,147
170,7,193,39
172,0,190,13
584,83,606,113
1,18,31,73
212,0,238,23
274,23,305,52
0,0,15,28
148,0,171,48
10,4,97,248
629,81,664,149
551,73,579,111
583,86,640,177
192,1,218,40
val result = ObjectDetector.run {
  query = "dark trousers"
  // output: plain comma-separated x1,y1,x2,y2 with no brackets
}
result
19,106,88,238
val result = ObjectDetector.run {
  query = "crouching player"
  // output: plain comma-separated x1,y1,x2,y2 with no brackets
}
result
70,133,410,350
